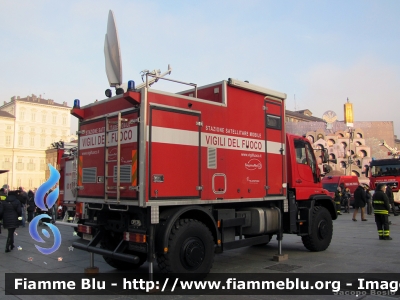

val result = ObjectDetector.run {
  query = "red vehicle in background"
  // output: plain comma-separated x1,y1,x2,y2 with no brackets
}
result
57,146,78,222
322,175,360,207
369,158,400,207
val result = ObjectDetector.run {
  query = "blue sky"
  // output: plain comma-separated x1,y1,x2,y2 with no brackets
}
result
1,0,400,137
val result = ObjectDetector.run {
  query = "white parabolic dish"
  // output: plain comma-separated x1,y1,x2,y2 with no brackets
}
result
104,10,122,87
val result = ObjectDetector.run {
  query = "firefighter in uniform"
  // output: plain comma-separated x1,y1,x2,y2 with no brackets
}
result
334,186,342,215
373,183,392,240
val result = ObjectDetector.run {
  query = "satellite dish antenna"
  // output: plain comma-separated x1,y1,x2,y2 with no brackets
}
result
104,10,122,87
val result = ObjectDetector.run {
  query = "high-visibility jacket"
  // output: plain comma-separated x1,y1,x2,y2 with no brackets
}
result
0,192,6,201
372,190,391,215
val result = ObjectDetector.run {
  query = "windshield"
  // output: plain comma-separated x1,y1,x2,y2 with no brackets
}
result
322,183,338,192
371,164,400,176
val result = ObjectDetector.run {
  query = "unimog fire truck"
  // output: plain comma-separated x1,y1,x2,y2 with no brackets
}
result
71,10,336,275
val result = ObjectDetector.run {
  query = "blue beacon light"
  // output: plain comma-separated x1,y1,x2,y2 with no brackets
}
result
73,99,80,109
128,80,135,90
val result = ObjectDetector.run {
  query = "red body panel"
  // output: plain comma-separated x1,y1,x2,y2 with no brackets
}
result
75,80,323,204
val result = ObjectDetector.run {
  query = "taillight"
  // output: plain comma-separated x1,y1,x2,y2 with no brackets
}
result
76,203,83,218
77,224,92,234
123,232,146,243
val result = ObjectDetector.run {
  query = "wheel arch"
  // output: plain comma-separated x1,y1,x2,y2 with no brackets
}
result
311,195,337,220
156,206,219,254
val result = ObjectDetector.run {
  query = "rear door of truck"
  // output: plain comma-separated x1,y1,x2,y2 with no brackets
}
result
265,99,285,196
77,109,139,200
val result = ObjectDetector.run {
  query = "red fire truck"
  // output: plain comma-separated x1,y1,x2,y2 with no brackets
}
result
71,77,336,274
369,158,400,206
58,146,78,221
70,10,336,275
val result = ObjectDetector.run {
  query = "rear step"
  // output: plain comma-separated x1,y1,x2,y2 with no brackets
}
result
72,231,140,264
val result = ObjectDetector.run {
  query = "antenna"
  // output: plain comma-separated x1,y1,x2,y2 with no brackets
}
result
104,10,122,87
135,64,173,89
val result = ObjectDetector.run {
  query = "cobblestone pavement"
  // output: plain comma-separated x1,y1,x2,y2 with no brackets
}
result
0,209,399,299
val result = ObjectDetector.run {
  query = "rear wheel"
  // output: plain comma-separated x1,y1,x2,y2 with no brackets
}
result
157,219,215,274
301,206,333,251
101,231,146,270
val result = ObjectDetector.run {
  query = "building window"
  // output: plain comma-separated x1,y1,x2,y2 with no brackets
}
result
53,115,57,124
30,137,35,147
40,159,46,171
42,114,46,123
18,136,23,146
19,111,25,120
16,158,24,171
6,136,11,146
6,125,11,130
31,113,36,122
31,127,35,133
41,128,46,134
2,158,11,169
29,178,33,187
19,126,24,132
62,115,67,125
28,158,35,171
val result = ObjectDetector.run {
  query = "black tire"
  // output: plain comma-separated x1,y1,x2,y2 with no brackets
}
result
301,206,333,252
101,232,146,270
157,219,215,274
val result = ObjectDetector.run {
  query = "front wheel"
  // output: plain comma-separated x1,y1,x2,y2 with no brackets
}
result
301,206,333,252
157,219,215,274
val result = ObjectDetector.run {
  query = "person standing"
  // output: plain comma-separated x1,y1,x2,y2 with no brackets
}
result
17,187,28,227
385,185,398,216
342,187,351,213
352,185,367,221
334,186,342,215
27,190,36,222
373,183,392,240
0,190,22,252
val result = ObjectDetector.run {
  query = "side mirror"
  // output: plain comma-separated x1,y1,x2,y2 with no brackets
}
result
323,164,332,174
321,148,329,163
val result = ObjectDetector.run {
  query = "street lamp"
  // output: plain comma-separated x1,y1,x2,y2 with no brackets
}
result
344,98,354,176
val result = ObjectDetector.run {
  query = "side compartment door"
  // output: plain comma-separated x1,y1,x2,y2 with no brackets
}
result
149,107,201,199
265,99,285,196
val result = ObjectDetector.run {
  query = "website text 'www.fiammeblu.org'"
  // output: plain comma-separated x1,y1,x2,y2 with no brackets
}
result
6,274,400,295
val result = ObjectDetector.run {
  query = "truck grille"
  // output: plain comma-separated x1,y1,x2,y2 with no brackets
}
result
113,165,132,183
208,147,217,169
82,168,97,183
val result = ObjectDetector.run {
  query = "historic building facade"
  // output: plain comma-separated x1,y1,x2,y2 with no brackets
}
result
0,95,72,190
286,109,396,184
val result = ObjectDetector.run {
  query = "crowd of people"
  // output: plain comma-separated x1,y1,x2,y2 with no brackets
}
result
334,182,397,241
0,184,57,253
